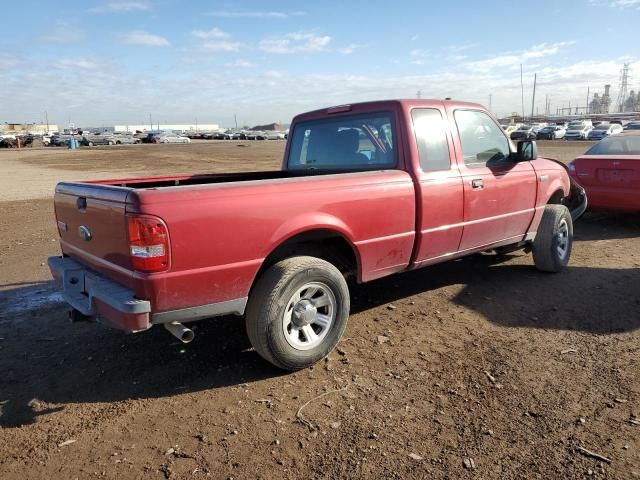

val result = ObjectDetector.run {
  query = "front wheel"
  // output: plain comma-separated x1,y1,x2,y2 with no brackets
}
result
245,256,350,371
532,204,573,272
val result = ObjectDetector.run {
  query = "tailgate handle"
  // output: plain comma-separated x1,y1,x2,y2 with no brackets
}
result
76,197,87,211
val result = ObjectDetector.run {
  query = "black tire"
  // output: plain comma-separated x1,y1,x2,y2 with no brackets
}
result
532,204,573,272
245,256,350,371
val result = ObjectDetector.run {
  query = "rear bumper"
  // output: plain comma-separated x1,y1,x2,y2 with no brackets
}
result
578,186,640,212
48,256,151,332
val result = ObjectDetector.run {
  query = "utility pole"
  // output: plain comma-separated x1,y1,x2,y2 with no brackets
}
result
45,111,49,133
488,93,492,114
149,113,152,131
586,87,590,115
530,73,537,118
416,90,422,99
195,117,198,132
520,64,525,120
234,113,238,129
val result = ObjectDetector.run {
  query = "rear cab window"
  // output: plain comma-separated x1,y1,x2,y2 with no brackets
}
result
287,112,396,171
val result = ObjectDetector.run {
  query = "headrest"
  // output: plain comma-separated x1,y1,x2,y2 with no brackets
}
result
335,128,360,153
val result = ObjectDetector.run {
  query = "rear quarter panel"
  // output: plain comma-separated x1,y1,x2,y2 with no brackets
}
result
129,171,416,312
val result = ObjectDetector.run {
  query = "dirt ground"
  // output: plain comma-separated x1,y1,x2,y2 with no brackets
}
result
0,141,639,479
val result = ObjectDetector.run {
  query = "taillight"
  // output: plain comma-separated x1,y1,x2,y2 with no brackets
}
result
127,215,170,272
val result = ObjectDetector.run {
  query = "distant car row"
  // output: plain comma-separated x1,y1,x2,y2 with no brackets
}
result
502,120,640,141
42,129,288,147
185,130,287,140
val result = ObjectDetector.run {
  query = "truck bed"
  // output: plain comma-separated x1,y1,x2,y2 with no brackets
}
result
55,169,417,316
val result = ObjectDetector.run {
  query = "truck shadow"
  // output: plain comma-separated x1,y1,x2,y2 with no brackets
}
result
573,211,640,241
351,257,640,333
0,297,284,428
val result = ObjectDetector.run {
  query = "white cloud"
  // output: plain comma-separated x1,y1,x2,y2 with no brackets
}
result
337,43,366,55
590,0,640,7
463,41,574,72
411,49,430,65
58,59,98,70
207,10,305,18
90,2,150,13
201,41,241,52
192,27,229,40
43,26,86,44
225,60,255,68
0,54,21,69
259,32,331,54
121,30,170,47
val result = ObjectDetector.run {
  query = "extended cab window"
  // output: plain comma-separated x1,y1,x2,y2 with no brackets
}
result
411,108,450,171
454,110,510,167
287,112,396,171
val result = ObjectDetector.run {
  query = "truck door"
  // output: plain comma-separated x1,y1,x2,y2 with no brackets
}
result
410,107,464,266
449,108,537,250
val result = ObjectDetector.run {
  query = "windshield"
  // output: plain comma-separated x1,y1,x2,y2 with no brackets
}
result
287,112,396,171
518,125,531,130
585,135,640,155
594,125,610,130
568,123,583,129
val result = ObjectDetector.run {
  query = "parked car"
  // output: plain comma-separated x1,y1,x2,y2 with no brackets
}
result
536,126,566,140
47,99,586,371
565,124,593,140
586,123,623,141
568,131,640,212
510,125,539,141
113,134,142,145
265,131,286,140
501,125,518,137
83,133,117,146
623,122,640,131
158,133,191,144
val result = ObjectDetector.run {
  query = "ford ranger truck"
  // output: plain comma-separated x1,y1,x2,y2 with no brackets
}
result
48,100,587,370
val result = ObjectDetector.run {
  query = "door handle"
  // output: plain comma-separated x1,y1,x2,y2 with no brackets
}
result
471,178,484,189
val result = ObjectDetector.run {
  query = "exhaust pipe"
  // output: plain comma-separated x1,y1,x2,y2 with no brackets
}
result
164,321,194,344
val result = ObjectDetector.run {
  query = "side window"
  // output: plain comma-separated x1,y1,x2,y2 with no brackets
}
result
454,110,510,167
411,108,451,171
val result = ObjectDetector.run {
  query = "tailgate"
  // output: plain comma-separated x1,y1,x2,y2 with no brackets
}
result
573,156,640,188
54,182,134,277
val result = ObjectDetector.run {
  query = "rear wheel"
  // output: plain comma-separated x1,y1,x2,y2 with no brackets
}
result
245,256,350,371
532,204,573,272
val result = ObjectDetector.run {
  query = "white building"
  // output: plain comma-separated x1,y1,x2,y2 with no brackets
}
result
1,123,59,135
112,123,220,133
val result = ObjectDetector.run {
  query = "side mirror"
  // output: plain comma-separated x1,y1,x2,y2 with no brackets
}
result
516,140,538,162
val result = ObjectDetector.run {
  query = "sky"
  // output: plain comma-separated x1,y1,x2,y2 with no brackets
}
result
1,0,639,128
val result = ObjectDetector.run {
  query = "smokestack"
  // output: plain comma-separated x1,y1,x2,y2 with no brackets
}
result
604,84,611,97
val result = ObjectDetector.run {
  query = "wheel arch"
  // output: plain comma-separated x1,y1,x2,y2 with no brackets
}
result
253,228,362,290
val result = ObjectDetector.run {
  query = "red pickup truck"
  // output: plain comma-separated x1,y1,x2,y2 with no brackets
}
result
48,100,586,370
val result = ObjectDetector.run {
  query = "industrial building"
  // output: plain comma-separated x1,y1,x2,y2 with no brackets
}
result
1,123,59,135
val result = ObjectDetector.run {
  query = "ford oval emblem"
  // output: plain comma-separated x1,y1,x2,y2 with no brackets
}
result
78,225,92,241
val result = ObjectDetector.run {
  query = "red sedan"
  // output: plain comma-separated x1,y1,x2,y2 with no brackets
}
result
568,132,640,212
